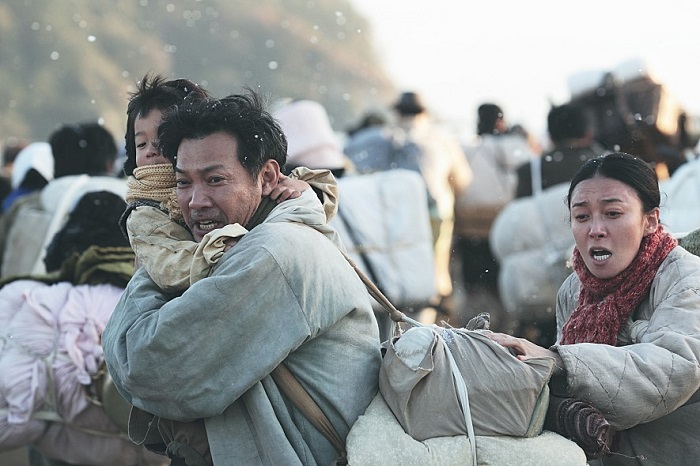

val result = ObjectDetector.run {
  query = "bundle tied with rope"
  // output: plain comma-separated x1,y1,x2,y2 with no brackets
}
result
342,255,557,466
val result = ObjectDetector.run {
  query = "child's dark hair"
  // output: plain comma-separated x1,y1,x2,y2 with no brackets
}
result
123,74,209,176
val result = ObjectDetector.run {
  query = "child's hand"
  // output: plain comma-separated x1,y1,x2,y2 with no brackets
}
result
271,174,310,203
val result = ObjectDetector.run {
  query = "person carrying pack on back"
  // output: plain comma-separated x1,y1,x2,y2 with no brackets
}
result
345,91,472,325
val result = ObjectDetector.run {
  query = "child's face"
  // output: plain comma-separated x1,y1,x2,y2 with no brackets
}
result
134,108,170,167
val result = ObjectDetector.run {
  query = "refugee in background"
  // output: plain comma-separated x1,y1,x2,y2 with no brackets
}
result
493,103,607,346
345,111,387,139
0,190,166,466
279,99,437,340
1,142,53,213
346,91,472,324
0,138,29,205
0,123,119,278
489,152,700,465
516,103,606,198
454,103,535,328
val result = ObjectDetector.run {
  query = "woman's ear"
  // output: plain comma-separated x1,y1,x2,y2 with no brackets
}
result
259,159,281,196
644,207,660,236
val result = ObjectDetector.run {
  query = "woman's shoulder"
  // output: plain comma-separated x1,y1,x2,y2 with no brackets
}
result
653,246,700,294
658,246,700,276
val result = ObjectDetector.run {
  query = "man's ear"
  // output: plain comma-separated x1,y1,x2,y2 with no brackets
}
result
259,159,281,196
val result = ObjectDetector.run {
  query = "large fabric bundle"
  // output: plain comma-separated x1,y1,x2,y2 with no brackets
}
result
490,182,573,319
330,169,435,310
379,326,555,441
346,392,587,466
2,175,126,278
455,134,534,239
0,279,158,465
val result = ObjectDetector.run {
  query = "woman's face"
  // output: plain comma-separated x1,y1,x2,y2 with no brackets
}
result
570,176,659,279
134,108,169,167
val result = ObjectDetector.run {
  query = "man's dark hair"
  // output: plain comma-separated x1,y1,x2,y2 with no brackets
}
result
477,103,503,135
547,103,591,143
123,74,209,176
158,90,287,179
49,123,117,178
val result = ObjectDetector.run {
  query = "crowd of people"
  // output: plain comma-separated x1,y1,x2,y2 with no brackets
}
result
0,72,699,466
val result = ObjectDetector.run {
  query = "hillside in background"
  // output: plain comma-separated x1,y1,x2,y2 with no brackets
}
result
0,0,395,147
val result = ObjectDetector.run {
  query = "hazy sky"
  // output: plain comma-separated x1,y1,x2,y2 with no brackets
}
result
351,0,700,142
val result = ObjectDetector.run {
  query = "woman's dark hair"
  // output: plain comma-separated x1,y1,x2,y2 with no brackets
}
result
123,74,209,176
44,191,130,272
567,152,660,213
158,89,287,179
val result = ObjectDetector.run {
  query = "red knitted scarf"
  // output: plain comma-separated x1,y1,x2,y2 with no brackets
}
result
560,226,677,345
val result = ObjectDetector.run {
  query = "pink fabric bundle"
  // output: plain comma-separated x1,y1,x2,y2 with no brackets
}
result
0,279,158,465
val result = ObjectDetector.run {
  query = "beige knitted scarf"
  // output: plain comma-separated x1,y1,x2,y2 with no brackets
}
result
126,163,182,221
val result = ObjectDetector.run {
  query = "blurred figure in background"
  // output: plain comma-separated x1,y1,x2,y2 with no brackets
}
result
346,91,472,324
0,139,29,206
0,190,165,466
0,123,120,278
279,99,438,339
489,104,608,346
345,111,387,139
454,103,536,331
1,142,53,213
516,103,606,199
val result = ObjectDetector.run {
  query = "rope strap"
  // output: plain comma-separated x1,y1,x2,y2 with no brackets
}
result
271,364,347,463
342,250,477,464
268,239,476,465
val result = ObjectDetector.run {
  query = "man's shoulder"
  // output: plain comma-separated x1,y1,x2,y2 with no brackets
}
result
248,221,329,248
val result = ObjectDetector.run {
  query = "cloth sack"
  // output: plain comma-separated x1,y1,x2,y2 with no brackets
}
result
379,326,555,440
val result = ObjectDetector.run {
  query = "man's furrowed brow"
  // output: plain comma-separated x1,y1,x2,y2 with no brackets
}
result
175,164,228,174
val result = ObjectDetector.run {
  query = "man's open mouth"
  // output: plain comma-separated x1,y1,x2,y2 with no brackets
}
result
196,220,221,232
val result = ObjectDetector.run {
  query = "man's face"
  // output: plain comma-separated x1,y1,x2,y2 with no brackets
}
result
175,131,268,242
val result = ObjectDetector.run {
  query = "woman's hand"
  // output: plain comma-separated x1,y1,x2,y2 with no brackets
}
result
271,174,310,203
487,332,565,374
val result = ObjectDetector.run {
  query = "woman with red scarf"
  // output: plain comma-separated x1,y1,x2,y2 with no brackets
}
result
489,152,700,465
